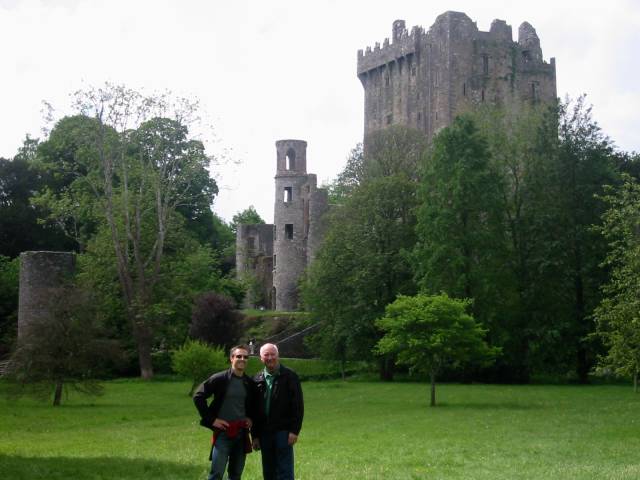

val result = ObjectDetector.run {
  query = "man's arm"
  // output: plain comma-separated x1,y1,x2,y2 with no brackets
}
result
193,372,221,427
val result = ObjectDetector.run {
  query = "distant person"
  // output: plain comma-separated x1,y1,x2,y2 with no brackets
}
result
193,345,258,480
253,343,304,480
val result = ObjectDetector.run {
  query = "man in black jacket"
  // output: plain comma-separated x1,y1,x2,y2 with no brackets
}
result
193,345,257,480
253,343,304,480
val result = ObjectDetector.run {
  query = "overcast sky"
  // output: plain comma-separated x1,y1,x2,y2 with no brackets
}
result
2,0,639,223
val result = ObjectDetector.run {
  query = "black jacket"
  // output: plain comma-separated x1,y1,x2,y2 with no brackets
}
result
254,364,304,436
193,368,258,431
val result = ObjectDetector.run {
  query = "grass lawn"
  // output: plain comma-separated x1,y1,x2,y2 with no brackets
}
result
1,379,639,479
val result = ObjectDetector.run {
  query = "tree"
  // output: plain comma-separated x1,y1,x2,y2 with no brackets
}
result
413,116,509,373
303,126,425,380
0,152,76,258
303,174,418,379
189,292,243,350
4,285,120,406
593,176,640,392
376,294,498,406
230,205,265,234
36,84,218,379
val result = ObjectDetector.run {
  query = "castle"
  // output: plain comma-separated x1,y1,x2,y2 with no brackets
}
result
237,11,557,311
236,141,328,311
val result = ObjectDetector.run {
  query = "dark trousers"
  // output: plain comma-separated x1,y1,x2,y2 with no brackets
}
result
260,430,294,480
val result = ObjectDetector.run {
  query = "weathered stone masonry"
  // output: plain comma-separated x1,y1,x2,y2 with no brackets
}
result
236,141,328,311
358,12,557,142
238,11,556,312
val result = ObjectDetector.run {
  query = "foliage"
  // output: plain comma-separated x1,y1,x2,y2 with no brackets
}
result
0,256,19,357
326,143,364,203
189,292,243,350
593,175,640,391
230,205,265,234
376,293,498,406
34,84,219,379
171,340,227,395
0,150,76,257
3,285,121,406
303,174,418,378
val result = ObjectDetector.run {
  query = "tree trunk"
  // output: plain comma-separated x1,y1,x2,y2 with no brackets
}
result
634,370,638,394
133,319,154,380
53,380,63,406
379,356,394,381
430,371,436,407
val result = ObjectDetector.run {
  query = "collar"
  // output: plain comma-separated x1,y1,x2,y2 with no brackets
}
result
264,365,281,378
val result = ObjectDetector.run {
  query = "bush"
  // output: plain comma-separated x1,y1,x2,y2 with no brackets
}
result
171,340,228,395
189,292,243,350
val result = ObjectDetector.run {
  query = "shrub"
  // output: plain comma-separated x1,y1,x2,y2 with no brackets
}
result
172,340,228,395
189,292,243,350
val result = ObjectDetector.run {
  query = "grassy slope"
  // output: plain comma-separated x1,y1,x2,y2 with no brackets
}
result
1,380,639,479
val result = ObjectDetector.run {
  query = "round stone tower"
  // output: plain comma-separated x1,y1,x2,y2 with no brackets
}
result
273,140,308,311
18,251,76,339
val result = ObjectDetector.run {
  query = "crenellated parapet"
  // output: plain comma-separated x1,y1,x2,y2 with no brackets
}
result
357,23,424,76
359,11,557,142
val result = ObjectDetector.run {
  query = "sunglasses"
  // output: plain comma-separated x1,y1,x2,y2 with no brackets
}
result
234,355,249,359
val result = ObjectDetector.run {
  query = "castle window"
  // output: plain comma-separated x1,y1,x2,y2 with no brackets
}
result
531,82,538,103
522,50,531,61
386,114,393,125
284,187,292,203
417,112,422,123
482,55,489,75
481,89,485,102
273,254,276,267
463,83,466,96
286,148,296,170
411,66,416,77
248,237,255,251
385,74,390,86
285,224,293,240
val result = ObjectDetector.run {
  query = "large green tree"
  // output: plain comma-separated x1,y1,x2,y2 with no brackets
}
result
36,84,219,378
593,176,640,392
303,126,425,379
413,116,509,369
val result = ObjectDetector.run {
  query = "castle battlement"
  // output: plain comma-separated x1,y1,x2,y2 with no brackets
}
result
357,24,424,76
359,11,557,141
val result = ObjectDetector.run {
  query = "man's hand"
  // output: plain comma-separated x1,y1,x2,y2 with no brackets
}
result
212,418,229,430
288,433,298,446
252,438,261,451
244,417,253,429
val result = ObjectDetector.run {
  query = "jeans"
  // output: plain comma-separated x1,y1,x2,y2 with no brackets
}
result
260,430,294,480
208,431,246,480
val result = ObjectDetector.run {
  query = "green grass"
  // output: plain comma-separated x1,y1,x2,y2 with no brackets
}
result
1,379,639,479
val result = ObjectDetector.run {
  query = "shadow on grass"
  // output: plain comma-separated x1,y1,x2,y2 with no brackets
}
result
0,454,202,480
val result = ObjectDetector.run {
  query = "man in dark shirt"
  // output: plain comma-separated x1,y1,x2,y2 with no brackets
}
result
193,345,257,480
253,343,304,480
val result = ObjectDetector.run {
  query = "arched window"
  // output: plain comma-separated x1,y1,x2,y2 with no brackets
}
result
286,148,296,170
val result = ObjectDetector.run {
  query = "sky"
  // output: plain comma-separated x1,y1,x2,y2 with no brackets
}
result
2,0,639,223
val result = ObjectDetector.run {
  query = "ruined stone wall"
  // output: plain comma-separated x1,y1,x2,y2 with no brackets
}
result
18,251,76,339
236,224,274,308
358,11,557,142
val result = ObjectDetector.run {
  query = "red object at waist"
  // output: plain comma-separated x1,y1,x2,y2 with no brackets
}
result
211,419,246,444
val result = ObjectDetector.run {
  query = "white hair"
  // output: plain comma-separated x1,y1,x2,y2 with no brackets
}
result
260,343,279,355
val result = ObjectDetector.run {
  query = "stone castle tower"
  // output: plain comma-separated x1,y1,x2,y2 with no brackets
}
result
236,141,328,311
238,11,557,312
357,11,557,141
